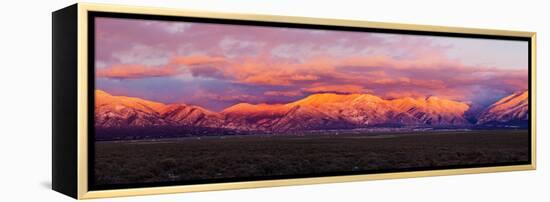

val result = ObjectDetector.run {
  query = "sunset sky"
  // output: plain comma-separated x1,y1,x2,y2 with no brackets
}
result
95,17,528,111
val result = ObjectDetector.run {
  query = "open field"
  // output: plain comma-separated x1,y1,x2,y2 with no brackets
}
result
94,130,529,187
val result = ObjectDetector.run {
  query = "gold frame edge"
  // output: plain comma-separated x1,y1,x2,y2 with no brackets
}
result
77,4,89,199
530,33,537,169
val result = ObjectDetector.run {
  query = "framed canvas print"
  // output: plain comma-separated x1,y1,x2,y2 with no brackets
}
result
52,3,536,199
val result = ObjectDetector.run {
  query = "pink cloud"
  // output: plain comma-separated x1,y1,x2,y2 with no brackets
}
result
191,89,262,103
95,17,528,109
96,64,180,79
264,90,303,97
171,55,226,66
303,84,371,94
97,52,527,106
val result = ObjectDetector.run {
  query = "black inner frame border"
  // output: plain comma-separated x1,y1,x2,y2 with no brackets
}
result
87,11,533,191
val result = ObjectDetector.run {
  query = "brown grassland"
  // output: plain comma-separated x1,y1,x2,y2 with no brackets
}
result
94,129,529,186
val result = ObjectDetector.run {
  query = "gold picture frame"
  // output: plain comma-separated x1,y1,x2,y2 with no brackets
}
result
52,3,536,199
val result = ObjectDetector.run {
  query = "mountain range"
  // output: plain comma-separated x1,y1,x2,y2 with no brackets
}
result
95,89,529,137
476,91,529,127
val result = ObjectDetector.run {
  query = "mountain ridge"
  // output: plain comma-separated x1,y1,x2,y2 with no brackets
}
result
95,89,529,134
476,90,529,127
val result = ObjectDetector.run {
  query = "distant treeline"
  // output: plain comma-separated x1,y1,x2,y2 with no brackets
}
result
95,122,528,141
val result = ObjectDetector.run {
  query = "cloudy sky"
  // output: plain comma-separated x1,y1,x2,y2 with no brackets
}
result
95,17,528,111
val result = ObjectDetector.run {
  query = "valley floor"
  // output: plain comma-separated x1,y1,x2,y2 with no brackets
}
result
93,129,529,188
